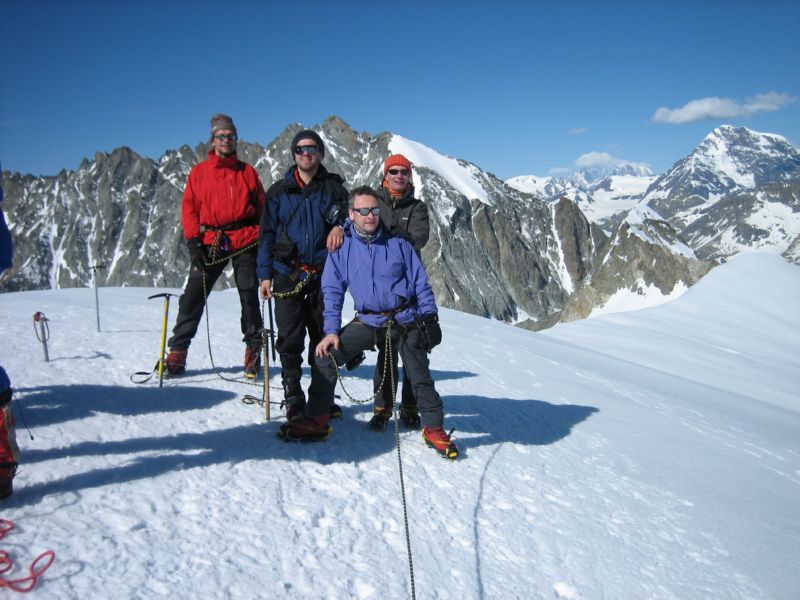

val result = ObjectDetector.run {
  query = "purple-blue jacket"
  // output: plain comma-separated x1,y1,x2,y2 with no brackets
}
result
322,222,438,334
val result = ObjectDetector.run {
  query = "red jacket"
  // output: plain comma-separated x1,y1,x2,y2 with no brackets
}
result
181,151,266,250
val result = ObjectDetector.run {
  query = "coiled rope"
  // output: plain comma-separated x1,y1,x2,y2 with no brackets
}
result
0,519,55,593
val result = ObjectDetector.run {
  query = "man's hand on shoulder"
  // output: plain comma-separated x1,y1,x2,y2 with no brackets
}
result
326,226,344,252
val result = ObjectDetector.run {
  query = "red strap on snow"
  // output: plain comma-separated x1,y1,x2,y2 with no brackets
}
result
0,519,55,593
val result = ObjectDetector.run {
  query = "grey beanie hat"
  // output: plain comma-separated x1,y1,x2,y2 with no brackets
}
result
210,113,237,136
291,129,325,158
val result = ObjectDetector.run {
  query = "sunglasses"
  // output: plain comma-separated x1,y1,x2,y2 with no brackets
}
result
387,168,410,176
213,134,237,141
295,145,319,155
352,207,380,216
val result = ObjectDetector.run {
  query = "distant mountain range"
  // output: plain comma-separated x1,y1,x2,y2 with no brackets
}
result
2,119,797,330
508,125,800,263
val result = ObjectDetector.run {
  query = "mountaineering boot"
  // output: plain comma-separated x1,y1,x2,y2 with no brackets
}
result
399,404,421,429
244,343,261,379
345,351,366,371
282,380,306,422
278,415,332,442
422,427,458,460
165,348,187,375
368,406,393,432
329,401,343,419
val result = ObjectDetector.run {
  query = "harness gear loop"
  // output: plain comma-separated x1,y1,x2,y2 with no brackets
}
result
271,263,321,299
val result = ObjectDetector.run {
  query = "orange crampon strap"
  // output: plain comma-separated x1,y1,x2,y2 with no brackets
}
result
0,519,55,593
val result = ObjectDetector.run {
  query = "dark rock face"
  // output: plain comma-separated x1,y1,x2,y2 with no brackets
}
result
0,117,756,329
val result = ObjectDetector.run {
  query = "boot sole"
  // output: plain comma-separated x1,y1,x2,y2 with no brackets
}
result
368,417,390,432
277,424,333,442
424,438,459,460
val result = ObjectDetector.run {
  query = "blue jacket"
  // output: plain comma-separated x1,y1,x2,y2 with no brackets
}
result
256,165,347,280
321,222,438,334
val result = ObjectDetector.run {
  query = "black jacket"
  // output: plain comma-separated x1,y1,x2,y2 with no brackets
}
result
375,184,429,255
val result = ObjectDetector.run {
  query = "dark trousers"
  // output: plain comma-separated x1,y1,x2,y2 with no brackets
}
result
168,248,262,350
273,273,324,386
374,346,415,410
310,320,443,427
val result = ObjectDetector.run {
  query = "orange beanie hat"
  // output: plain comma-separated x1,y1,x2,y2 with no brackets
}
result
383,154,412,176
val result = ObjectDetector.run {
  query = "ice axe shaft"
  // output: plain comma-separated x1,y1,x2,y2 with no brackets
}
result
33,312,50,362
148,293,176,388
267,297,277,363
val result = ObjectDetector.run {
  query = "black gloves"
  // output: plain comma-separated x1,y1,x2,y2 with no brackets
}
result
187,237,208,269
421,314,442,352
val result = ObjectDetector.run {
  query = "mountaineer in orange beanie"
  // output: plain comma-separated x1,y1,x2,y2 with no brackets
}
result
366,154,433,432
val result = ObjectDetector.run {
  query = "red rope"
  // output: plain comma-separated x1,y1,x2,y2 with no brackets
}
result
0,519,55,593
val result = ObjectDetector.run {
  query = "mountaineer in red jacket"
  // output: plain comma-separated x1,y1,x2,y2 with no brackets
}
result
165,114,267,378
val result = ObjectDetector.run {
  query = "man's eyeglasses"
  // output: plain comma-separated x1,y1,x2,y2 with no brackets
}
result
387,169,410,176
295,145,319,155
352,207,380,216
214,134,237,141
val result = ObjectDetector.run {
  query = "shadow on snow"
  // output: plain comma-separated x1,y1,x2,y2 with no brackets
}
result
9,384,597,506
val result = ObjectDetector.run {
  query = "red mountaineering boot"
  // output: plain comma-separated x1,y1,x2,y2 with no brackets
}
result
165,348,187,375
244,343,261,379
422,427,458,460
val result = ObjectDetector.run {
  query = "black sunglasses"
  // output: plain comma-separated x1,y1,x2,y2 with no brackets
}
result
387,168,410,176
352,207,380,216
295,145,319,155
214,134,237,141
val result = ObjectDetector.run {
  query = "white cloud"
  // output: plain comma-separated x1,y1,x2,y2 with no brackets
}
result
575,151,625,169
548,166,572,176
567,127,588,135
652,92,796,124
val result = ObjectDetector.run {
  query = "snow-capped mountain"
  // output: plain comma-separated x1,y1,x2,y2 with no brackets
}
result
9,119,794,330
507,165,657,225
642,126,800,262
2,117,619,330
507,126,800,264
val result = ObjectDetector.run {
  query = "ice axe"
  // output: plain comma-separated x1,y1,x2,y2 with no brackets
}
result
32,312,51,362
148,293,177,388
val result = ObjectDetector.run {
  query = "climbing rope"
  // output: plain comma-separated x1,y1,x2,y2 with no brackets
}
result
327,322,417,599
0,519,55,593
199,237,284,408
329,320,397,405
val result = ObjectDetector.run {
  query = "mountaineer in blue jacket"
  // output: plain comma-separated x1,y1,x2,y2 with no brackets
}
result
278,186,457,459
257,130,348,421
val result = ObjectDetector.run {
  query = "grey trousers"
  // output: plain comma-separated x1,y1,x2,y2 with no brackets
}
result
309,320,443,428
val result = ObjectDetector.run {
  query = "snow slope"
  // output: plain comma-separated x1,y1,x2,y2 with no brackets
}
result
0,254,797,599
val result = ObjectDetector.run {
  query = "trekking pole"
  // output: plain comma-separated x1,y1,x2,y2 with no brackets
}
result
267,297,277,363
148,293,176,388
90,264,106,332
32,312,50,362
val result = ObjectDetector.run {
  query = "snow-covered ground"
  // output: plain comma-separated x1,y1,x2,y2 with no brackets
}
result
0,254,797,599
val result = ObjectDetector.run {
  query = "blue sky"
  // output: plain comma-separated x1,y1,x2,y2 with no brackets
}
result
1,0,798,180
